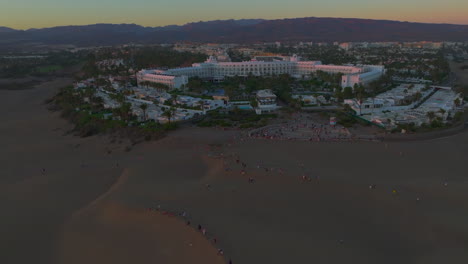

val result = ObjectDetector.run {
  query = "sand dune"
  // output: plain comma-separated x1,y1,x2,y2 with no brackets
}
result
113,132,468,264
58,169,225,264
1,77,468,264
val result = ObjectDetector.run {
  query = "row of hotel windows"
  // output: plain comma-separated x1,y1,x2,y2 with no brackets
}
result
169,67,355,75
144,66,365,81
144,77,174,83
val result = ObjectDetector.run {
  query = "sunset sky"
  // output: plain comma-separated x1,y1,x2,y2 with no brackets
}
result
2,0,468,29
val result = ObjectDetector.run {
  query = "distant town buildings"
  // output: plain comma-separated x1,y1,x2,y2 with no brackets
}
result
96,59,124,70
339,43,352,51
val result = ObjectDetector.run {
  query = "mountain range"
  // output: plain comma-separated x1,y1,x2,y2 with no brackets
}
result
1,17,468,47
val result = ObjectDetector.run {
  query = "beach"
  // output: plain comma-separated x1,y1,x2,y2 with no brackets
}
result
1,78,468,264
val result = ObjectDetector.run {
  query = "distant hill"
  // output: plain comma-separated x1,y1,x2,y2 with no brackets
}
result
0,26,16,33
1,17,468,46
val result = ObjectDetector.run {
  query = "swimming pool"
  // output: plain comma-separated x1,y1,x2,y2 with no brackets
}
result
237,105,253,110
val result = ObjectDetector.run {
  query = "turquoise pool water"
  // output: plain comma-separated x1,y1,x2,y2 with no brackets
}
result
237,105,253,110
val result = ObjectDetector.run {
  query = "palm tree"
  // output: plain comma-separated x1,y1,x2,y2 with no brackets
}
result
139,81,150,88
162,107,175,123
119,102,132,122
115,93,125,105
355,85,365,116
438,109,446,119
426,111,436,121
140,103,148,121
250,99,259,108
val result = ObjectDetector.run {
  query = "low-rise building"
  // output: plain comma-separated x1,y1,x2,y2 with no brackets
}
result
136,70,188,89
345,84,463,128
255,89,278,114
344,84,433,114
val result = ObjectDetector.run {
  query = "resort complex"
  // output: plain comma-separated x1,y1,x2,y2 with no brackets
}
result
136,55,385,89
344,84,464,128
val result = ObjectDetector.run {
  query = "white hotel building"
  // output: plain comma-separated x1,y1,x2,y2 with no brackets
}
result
137,55,385,89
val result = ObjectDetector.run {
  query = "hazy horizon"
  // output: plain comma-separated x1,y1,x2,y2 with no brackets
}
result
2,15,468,31
2,0,468,30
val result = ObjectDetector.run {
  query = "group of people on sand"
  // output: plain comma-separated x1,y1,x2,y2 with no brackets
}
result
209,141,451,204
218,150,321,185
247,113,352,142
181,139,454,260
148,205,233,264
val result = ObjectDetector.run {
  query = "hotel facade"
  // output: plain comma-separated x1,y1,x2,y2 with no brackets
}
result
137,55,385,89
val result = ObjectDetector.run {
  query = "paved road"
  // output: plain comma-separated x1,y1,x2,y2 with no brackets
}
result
301,105,343,111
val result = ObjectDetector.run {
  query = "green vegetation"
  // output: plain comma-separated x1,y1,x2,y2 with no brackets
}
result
187,77,213,93
197,110,276,128
0,51,85,78
35,65,62,73
81,46,207,79
336,111,357,128
132,46,207,69
211,74,296,105
50,86,176,141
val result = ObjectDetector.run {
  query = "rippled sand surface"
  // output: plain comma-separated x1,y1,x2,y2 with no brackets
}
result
1,78,468,264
